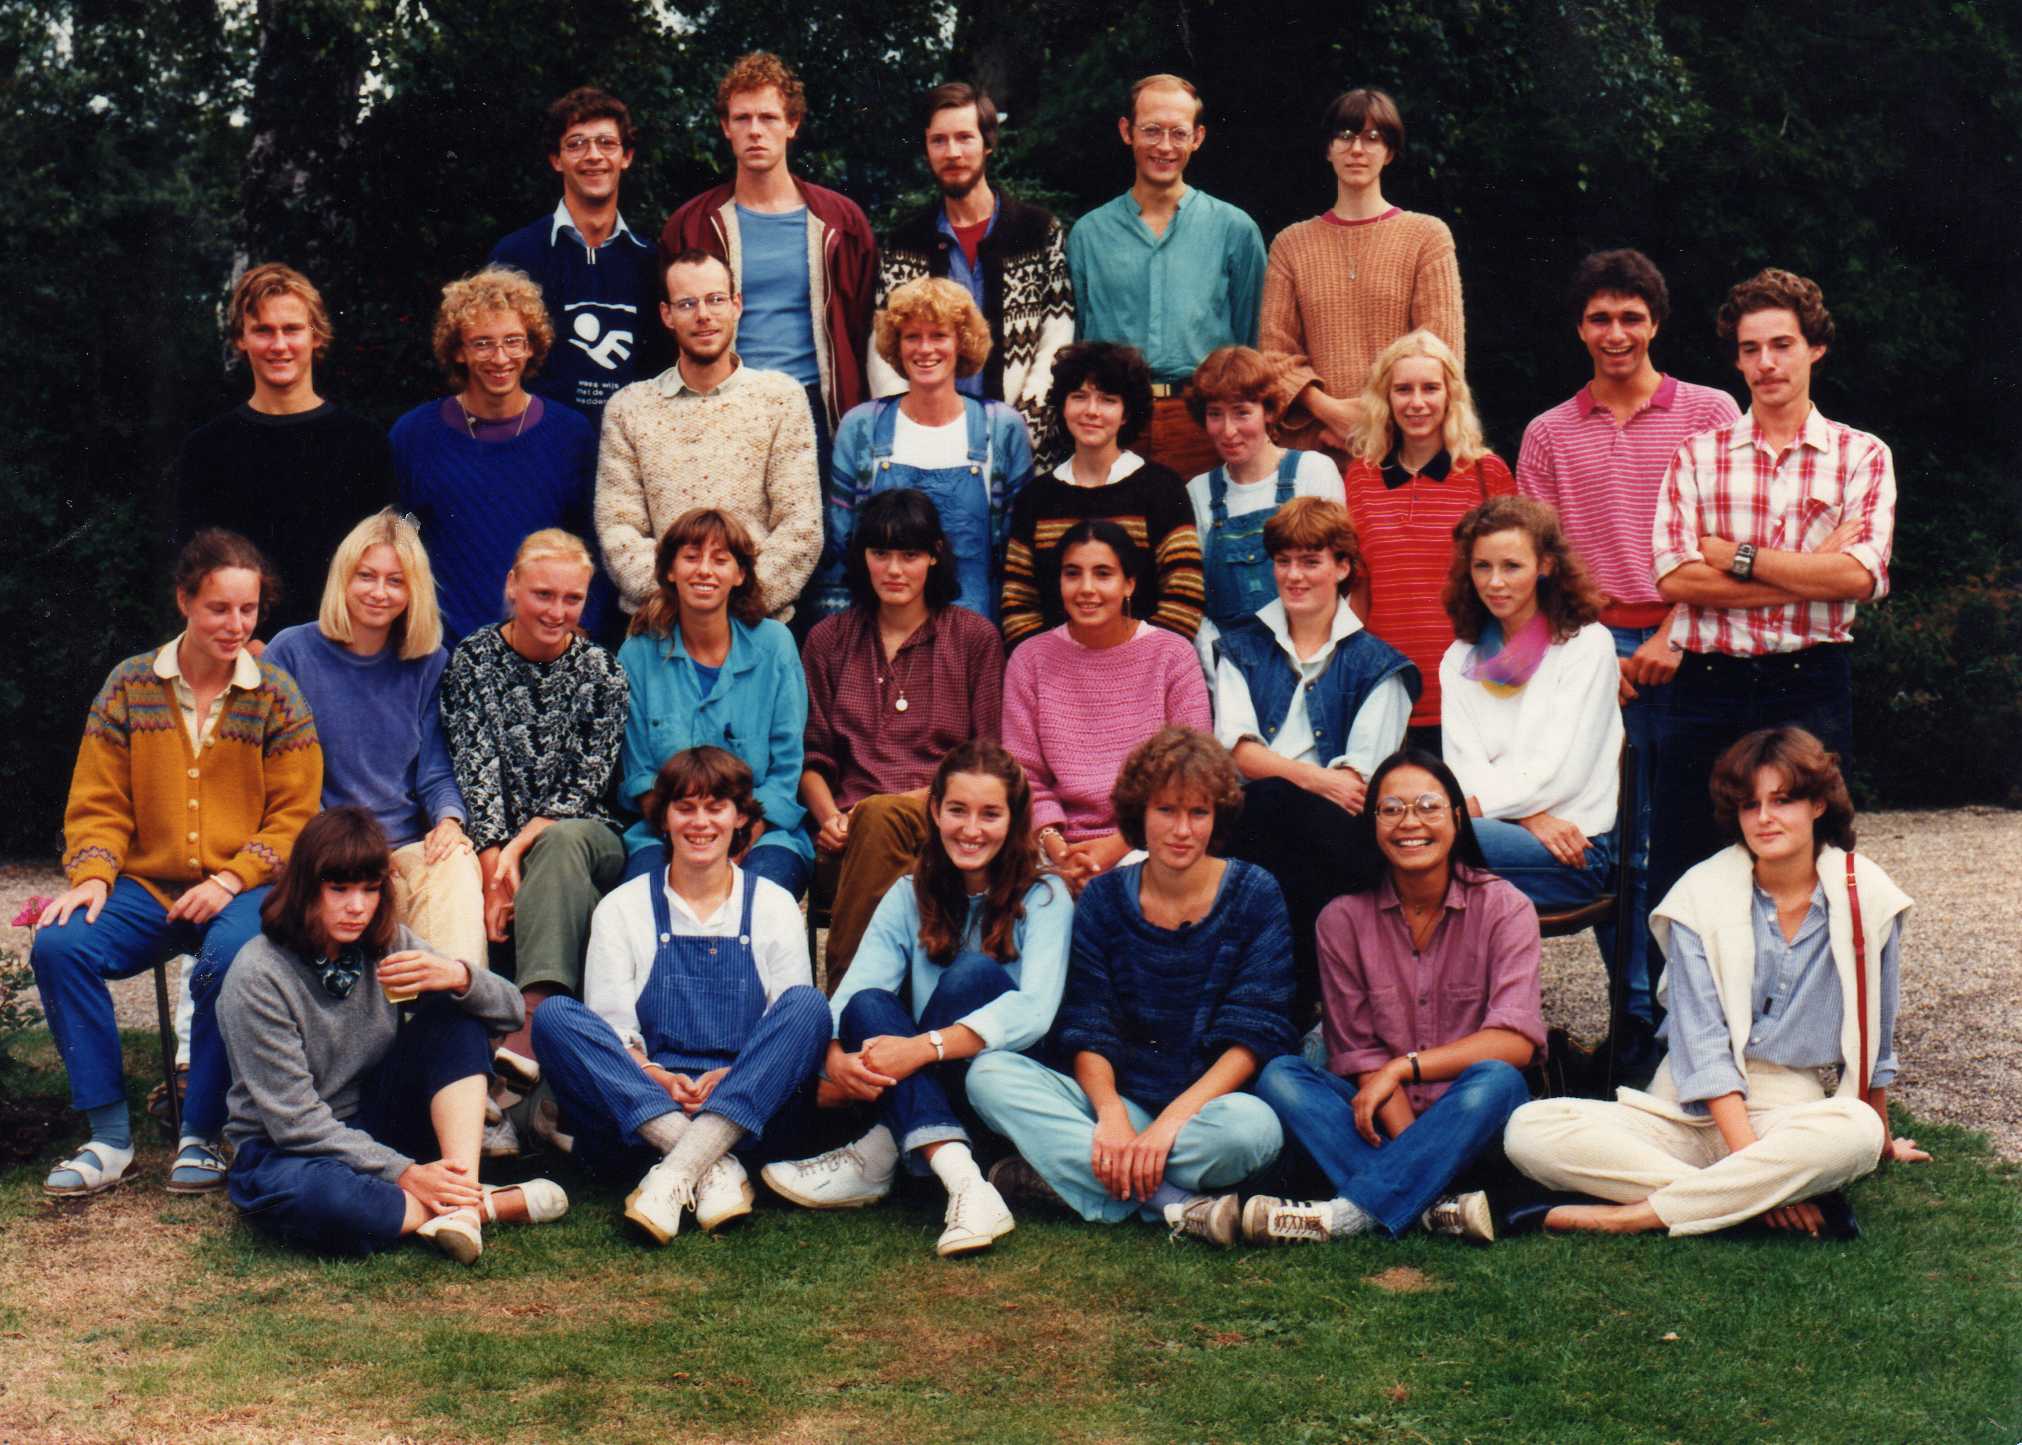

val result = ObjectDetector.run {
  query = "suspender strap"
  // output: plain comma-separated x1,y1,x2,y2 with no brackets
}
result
1273,448,1298,502
1847,850,1870,1099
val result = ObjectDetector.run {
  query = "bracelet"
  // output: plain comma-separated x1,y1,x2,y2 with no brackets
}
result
1407,1051,1421,1085
1037,826,1065,852
208,872,241,896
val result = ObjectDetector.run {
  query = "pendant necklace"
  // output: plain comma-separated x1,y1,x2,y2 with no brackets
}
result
877,637,919,712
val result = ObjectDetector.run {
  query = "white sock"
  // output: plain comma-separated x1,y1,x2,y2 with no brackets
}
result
660,1111,745,1198
1326,1197,1374,1239
926,1141,982,1193
853,1124,900,1174
637,1110,689,1156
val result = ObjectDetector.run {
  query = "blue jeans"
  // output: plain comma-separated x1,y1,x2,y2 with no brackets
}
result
838,956,1016,1174
621,840,812,901
1473,820,1618,914
30,876,270,1137
1256,1056,1530,1236
1603,624,1667,1022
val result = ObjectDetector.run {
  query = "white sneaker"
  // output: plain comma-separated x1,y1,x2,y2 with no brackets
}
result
761,1135,897,1210
1164,1193,1239,1248
694,1155,755,1233
937,1177,1015,1258
1241,1195,1369,1245
624,1156,688,1245
1420,1190,1496,1244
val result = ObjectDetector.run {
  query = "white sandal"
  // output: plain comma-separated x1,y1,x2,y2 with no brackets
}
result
481,1179,569,1225
44,1142,136,1197
417,1206,484,1263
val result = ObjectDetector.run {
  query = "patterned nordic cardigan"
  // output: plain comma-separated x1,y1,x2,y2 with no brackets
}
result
61,649,323,906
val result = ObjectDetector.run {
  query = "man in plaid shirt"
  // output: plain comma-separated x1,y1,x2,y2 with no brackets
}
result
1647,267,1896,919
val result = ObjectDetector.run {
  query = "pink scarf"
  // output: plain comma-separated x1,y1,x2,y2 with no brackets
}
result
1461,613,1552,695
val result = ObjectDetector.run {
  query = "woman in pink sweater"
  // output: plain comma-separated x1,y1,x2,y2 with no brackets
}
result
1001,520,1211,894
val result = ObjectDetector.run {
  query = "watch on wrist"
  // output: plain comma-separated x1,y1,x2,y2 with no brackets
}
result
928,1029,946,1063
1729,542,1757,580
1407,1050,1422,1085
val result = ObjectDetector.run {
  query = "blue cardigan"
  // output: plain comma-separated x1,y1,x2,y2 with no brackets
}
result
615,618,812,864
1051,859,1296,1111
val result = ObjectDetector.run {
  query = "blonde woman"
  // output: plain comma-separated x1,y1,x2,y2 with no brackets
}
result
267,510,486,972
814,276,1035,621
393,265,611,644
1342,329,1514,744
440,529,628,1083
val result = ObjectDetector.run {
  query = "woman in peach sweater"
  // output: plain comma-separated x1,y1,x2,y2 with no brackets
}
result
1260,87,1464,459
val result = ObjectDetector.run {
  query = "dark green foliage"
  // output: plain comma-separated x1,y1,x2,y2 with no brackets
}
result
0,0,2015,851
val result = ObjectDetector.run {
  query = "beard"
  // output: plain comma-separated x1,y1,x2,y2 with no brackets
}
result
935,164,986,201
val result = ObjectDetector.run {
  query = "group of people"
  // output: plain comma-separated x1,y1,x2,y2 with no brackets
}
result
28,55,1926,1264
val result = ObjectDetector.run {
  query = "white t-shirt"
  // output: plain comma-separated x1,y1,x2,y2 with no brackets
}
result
1183,447,1345,544
892,411,972,470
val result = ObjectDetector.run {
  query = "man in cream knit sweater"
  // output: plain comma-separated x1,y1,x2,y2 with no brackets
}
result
595,250,823,621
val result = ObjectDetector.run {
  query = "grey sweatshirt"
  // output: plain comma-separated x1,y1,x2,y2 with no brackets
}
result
219,925,524,1182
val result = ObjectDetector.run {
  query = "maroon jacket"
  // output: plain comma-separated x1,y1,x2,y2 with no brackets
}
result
660,177,877,430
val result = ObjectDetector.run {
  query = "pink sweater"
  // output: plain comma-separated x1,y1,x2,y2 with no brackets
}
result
1001,623,1212,839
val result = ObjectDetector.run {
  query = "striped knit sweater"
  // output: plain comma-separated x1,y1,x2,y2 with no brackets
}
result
999,461,1204,648
61,649,323,905
1261,210,1464,449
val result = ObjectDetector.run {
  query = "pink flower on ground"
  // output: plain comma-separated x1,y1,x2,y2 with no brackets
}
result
12,897,53,928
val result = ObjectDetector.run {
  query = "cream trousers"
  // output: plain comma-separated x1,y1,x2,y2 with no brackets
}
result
1503,1060,1885,1236
389,839,487,975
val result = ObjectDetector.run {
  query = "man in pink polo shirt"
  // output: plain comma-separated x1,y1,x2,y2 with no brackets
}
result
1516,250,1738,1073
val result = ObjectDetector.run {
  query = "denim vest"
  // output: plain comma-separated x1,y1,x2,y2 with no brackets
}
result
1214,616,1420,763
1201,451,1299,627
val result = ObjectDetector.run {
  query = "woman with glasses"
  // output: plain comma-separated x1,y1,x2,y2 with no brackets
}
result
1242,749,1543,1247
814,277,1035,622
1260,89,1464,462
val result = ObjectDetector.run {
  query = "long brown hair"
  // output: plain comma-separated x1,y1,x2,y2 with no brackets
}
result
631,508,765,636
1442,495,1604,644
914,740,1048,965
260,807,398,959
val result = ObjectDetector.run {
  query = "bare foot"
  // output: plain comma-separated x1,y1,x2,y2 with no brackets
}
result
1544,1201,1664,1234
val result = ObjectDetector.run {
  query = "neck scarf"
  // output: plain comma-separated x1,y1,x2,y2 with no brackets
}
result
303,942,373,999
1461,612,1552,695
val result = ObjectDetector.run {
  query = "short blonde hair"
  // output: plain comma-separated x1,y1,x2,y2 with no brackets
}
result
1351,328,1487,469
431,266,553,390
873,277,992,380
318,510,444,660
503,528,595,616
228,262,333,359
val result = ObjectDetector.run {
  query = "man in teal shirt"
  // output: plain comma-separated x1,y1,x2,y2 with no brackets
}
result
1066,73,1267,478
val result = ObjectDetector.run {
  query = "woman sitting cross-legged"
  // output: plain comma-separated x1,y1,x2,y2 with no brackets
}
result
1440,496,1623,926
439,528,628,1087
1208,497,1417,1022
265,509,487,975
531,748,832,1244
966,727,1296,1246
218,807,565,1262
33,528,321,1198
1247,749,1544,1246
800,489,1005,988
1001,520,1211,894
617,508,812,902
1503,727,1928,1239
763,741,1071,1257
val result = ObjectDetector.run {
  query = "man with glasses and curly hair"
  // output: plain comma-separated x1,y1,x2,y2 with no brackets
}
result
392,266,609,644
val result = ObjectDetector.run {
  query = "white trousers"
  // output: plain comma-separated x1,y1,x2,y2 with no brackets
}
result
389,840,488,975
1503,1060,1885,1236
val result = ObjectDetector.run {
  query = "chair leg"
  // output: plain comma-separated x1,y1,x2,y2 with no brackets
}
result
153,959,182,1140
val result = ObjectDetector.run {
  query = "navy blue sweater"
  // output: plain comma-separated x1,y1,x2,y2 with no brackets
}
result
1052,859,1297,1111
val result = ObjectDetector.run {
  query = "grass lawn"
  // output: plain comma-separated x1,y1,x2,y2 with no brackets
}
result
2,1032,2018,1445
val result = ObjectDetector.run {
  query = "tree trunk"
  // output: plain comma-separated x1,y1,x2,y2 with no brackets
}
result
239,0,367,287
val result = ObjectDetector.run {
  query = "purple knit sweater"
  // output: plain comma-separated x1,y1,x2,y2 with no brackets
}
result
1000,623,1211,839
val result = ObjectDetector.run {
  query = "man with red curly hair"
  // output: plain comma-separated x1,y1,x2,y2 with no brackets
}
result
660,52,876,483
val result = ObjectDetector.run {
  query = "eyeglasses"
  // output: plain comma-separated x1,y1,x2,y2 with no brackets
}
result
1332,128,1388,151
560,134,626,156
1374,793,1451,825
463,335,529,358
667,293,736,317
1135,123,1198,146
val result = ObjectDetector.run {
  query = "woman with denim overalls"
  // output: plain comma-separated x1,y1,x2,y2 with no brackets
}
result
531,747,833,1245
1182,346,1345,633
814,277,1035,622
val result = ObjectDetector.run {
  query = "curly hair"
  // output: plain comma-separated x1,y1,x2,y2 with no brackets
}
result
716,51,806,124
915,740,1050,966
431,266,553,390
1350,328,1487,469
873,276,992,380
1264,497,1364,597
1567,248,1670,328
318,509,443,660
1442,496,1604,645
1048,342,1154,447
1111,727,1245,852
1716,267,1834,353
632,508,765,636
642,747,763,857
1184,345,1286,426
1708,726,1856,855
228,262,334,359
544,86,635,155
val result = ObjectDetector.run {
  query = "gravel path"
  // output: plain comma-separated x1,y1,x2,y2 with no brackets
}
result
5,805,2018,1160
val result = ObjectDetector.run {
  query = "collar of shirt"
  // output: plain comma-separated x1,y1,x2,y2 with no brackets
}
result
661,863,749,931
153,636,262,692
659,619,755,674
1380,447,1453,488
1255,596,1364,669
655,356,746,399
1575,373,1679,417
549,198,641,251
1729,404,1829,457
1375,866,1475,916
936,193,998,243
1050,449,1148,486
1750,878,1827,946
1126,184,1195,241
